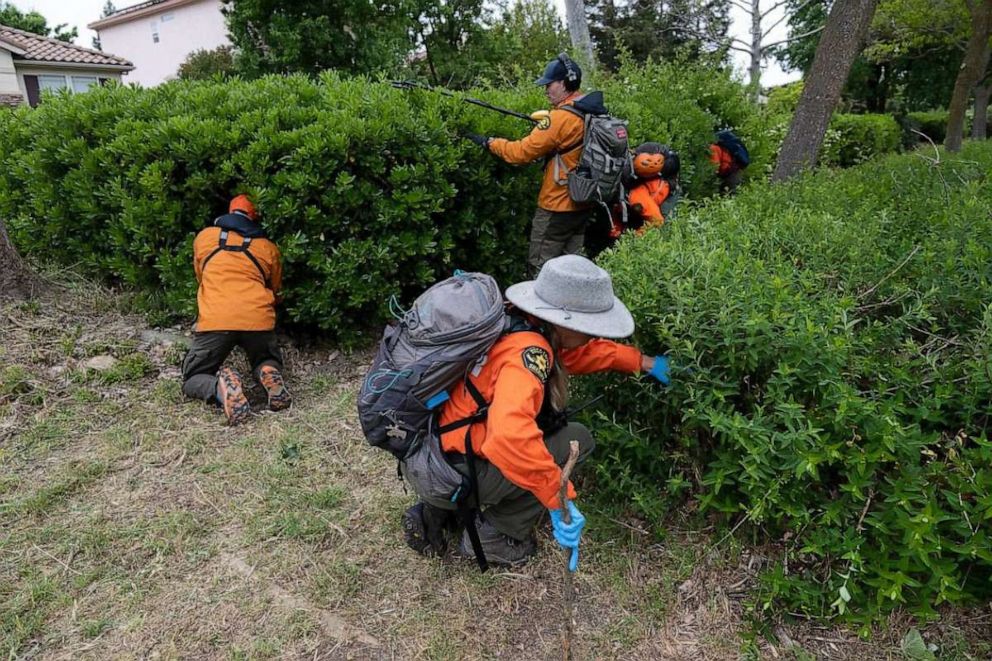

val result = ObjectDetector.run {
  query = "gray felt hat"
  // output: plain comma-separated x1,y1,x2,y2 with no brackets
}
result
505,255,635,338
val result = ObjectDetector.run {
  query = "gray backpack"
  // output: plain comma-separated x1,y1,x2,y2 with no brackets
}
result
358,272,508,461
555,107,631,208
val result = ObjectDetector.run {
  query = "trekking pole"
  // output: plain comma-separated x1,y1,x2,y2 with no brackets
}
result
558,440,580,661
391,80,538,124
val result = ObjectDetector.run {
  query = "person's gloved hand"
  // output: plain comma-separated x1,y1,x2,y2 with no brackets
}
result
549,501,585,572
465,133,491,149
646,355,671,386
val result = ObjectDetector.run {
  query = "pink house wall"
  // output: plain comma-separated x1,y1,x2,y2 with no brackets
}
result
96,0,230,87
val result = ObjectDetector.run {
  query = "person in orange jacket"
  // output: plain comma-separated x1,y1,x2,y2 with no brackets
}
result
466,54,611,276
180,194,291,425
627,142,673,232
402,255,672,567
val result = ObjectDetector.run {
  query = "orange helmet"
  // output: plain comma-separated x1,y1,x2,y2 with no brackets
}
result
230,194,257,221
633,142,665,178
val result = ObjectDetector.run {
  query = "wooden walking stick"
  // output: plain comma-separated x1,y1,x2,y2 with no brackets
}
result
558,440,580,661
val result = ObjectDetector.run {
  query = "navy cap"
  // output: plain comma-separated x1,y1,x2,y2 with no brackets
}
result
535,58,567,85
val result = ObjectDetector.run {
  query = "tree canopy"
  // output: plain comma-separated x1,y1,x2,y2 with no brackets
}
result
0,1,78,42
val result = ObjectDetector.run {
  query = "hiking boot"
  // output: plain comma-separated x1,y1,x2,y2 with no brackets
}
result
258,364,292,411
217,366,251,425
458,514,536,567
402,502,454,557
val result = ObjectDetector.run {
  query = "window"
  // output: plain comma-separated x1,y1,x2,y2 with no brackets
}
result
161,12,174,22
38,75,68,92
151,20,160,43
72,76,99,93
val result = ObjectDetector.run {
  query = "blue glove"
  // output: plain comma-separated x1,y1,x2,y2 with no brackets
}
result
465,133,491,149
549,501,585,572
647,355,671,386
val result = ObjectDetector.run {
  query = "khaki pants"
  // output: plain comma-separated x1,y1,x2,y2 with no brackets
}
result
528,208,592,277
418,422,596,541
181,331,283,403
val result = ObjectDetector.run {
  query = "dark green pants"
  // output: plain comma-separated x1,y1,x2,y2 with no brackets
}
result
181,331,283,403
528,208,592,277
419,422,596,541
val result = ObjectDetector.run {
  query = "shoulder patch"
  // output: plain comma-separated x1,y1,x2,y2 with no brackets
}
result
522,346,551,383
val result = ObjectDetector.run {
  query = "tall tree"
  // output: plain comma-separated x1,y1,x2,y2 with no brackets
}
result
945,0,992,151
0,2,78,42
222,0,416,76
587,0,730,72
973,51,991,138
774,0,880,181
92,1,117,50
563,0,595,71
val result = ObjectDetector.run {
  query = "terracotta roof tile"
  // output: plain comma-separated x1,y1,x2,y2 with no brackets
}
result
0,24,133,68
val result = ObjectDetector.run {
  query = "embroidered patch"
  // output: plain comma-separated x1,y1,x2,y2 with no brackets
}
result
536,115,552,131
522,346,551,383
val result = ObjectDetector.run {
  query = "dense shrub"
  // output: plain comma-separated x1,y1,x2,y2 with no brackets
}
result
586,141,992,619
821,113,902,167
902,110,971,145
0,63,764,336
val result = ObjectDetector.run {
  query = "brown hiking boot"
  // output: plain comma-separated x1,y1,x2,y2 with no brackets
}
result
458,514,536,567
258,365,292,411
217,366,251,425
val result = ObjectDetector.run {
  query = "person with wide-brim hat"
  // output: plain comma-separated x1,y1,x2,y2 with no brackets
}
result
402,255,671,569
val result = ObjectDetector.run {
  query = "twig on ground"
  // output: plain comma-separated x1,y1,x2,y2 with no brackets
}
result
857,245,922,301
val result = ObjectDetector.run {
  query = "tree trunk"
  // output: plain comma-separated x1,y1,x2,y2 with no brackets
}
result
563,0,596,73
0,217,36,301
749,0,762,102
773,0,880,182
945,0,992,152
971,50,991,139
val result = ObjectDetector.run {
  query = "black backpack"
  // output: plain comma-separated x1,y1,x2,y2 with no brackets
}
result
716,129,751,168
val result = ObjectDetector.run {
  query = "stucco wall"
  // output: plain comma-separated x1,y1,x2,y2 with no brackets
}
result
0,48,19,96
96,0,229,87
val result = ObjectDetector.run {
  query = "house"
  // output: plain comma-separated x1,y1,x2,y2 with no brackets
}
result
0,25,133,108
88,0,230,87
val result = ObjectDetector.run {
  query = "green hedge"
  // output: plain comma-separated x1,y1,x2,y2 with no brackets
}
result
822,113,902,167
587,141,992,619
902,109,974,145
0,62,765,336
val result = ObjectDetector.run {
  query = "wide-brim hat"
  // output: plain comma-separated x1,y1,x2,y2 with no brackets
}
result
505,255,634,338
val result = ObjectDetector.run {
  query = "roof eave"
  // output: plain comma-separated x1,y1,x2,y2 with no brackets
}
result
15,59,134,72
88,0,200,30
0,36,27,56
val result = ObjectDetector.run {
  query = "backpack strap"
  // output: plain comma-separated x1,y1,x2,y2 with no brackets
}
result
199,229,271,288
547,106,588,185
436,378,490,572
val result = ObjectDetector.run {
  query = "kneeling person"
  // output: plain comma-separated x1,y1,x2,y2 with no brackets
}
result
402,255,671,568
181,195,290,425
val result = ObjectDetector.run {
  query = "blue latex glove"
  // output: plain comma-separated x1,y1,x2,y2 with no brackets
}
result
549,501,586,572
647,355,671,386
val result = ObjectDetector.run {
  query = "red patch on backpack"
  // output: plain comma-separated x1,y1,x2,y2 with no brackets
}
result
616,128,627,139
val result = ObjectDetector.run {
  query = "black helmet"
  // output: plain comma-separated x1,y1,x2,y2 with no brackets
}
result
534,53,582,91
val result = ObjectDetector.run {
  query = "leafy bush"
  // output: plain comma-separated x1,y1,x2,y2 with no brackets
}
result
177,46,236,81
820,113,902,167
902,110,972,146
0,63,764,337
587,141,992,620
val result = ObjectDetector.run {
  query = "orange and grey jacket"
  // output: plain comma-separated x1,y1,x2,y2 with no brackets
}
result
488,91,609,213
192,225,283,332
628,178,671,230
709,144,737,177
438,330,643,509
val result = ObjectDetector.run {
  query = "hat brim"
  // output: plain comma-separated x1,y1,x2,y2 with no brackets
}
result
534,75,558,86
505,281,635,339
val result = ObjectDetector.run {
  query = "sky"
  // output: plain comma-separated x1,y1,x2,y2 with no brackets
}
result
10,0,799,86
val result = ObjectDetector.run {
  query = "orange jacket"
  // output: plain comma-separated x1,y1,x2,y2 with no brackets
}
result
192,226,283,332
438,330,643,509
628,178,670,230
488,93,586,213
709,144,736,176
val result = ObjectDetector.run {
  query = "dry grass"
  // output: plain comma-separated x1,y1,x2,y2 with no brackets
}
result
2,283,991,660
